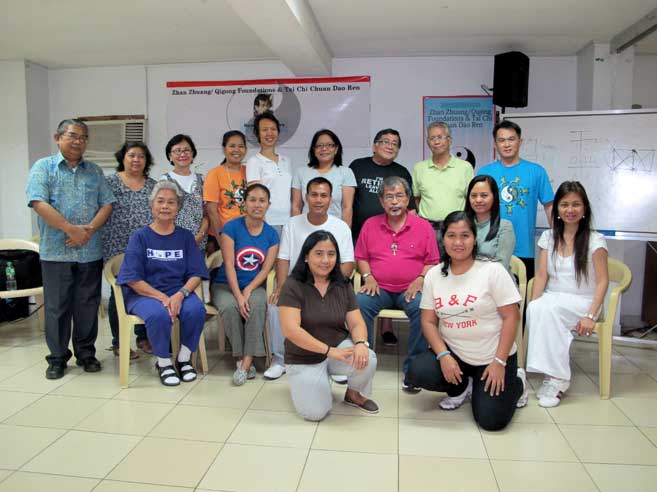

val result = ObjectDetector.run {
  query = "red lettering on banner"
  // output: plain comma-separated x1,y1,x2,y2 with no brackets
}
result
463,294,478,306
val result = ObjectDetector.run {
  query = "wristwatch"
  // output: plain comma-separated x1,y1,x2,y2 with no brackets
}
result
361,272,372,280
584,313,598,322
354,340,370,348
179,287,191,298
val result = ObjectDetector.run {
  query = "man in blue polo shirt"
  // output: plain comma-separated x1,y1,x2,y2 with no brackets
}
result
26,119,115,379
477,120,553,278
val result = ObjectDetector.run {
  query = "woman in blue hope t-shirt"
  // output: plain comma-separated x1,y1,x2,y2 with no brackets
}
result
211,184,280,386
117,181,209,387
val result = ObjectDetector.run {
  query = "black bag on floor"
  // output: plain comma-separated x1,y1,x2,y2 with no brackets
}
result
0,250,42,290
0,298,30,322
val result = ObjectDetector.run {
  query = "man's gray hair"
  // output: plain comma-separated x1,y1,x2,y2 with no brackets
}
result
426,120,451,138
149,180,183,207
56,119,89,136
377,176,411,199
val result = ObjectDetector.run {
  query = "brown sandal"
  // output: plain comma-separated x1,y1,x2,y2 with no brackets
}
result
111,346,139,360
137,339,153,354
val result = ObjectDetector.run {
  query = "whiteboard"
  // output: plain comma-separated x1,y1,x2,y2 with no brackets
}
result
504,110,657,237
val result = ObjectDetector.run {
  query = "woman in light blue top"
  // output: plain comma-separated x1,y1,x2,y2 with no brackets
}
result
291,129,356,227
465,175,515,271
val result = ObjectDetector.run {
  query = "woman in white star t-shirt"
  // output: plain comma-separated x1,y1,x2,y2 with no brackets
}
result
406,211,528,431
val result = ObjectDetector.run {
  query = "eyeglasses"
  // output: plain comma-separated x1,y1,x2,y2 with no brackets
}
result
171,148,192,155
383,193,407,202
428,135,450,143
314,143,336,150
376,139,400,148
62,132,89,142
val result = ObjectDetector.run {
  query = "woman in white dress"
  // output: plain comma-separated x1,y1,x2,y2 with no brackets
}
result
526,181,609,408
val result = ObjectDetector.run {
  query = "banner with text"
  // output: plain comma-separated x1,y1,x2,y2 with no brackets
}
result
166,76,371,150
423,96,495,168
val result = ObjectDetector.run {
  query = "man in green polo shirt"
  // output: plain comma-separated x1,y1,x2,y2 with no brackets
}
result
412,121,473,252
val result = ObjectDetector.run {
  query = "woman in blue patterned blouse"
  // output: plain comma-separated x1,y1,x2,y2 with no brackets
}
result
103,141,157,359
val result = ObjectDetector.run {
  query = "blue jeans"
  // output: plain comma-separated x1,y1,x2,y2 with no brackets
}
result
356,288,427,377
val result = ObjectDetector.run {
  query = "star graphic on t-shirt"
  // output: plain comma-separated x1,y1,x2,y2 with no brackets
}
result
242,253,259,266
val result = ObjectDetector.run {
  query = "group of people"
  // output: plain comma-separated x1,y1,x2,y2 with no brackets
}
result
25,115,609,430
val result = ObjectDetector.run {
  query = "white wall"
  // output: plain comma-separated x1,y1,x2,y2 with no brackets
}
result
334,56,577,168
0,61,32,239
48,65,148,154
633,55,657,109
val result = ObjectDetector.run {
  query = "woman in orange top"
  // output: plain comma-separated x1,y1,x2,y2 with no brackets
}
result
204,131,248,245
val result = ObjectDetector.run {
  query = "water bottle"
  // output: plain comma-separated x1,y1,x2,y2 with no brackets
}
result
5,261,17,301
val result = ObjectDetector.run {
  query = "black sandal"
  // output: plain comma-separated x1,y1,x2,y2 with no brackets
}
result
175,359,197,382
156,363,181,386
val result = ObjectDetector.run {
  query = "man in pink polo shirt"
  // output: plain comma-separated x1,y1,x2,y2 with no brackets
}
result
355,176,440,393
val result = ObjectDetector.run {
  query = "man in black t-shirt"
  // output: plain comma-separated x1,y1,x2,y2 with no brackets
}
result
349,128,415,346
350,129,415,242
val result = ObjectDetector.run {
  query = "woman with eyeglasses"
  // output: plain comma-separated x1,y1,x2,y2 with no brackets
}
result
161,134,209,251
245,112,291,237
292,129,356,226
203,131,248,248
464,175,516,271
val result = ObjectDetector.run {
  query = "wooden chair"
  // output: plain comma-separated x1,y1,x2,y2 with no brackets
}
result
205,250,272,367
509,255,528,368
0,239,45,330
525,257,632,399
352,271,408,351
103,254,210,388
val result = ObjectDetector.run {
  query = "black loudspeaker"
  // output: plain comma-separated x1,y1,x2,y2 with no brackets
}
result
493,51,529,108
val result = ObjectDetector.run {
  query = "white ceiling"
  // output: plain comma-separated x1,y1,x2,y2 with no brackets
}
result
2,0,657,69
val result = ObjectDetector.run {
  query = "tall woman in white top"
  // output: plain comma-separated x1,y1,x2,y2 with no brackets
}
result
292,129,356,227
526,181,609,408
245,112,292,235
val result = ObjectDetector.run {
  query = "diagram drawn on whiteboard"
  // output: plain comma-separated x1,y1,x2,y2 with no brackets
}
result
610,148,655,174
568,131,606,169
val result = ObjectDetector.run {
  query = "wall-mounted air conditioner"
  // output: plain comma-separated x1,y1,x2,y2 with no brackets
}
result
78,115,147,168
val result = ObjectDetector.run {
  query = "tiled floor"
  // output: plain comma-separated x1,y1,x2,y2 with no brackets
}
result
1,315,657,492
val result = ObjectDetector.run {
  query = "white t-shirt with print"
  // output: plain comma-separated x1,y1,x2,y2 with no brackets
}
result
420,260,521,366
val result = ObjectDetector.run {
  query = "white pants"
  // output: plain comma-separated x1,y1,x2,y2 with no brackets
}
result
286,338,377,421
526,291,591,381
267,304,285,365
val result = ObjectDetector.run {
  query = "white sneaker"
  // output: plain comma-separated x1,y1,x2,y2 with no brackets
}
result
537,378,570,408
331,374,348,384
264,363,286,380
516,368,529,408
439,377,473,410
536,377,551,400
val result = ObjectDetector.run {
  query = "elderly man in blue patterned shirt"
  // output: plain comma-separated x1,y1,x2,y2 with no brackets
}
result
26,119,115,380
